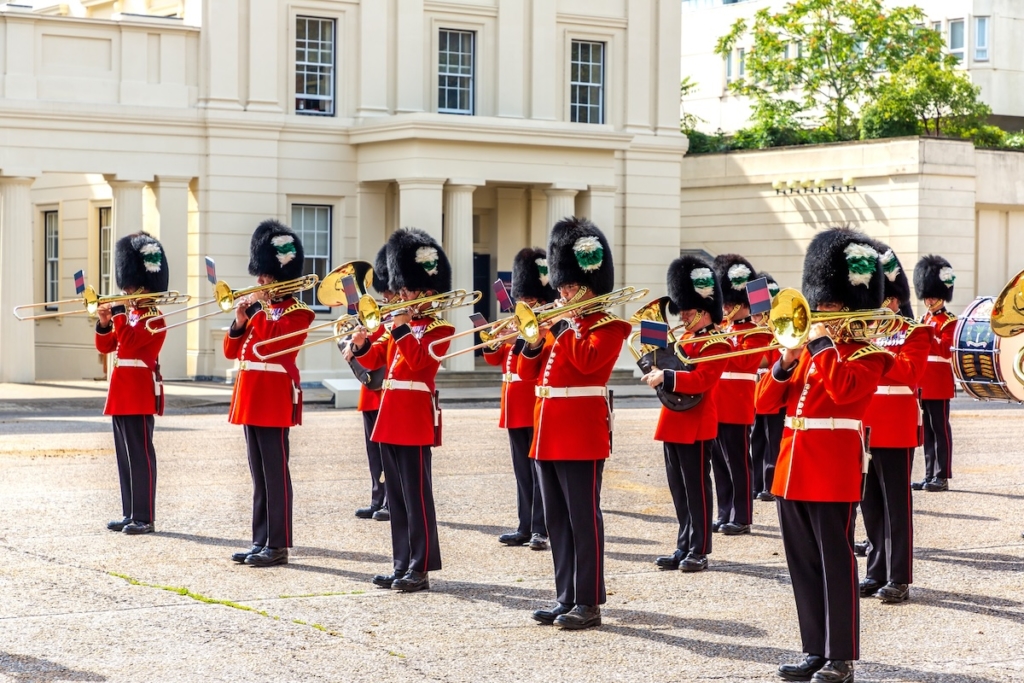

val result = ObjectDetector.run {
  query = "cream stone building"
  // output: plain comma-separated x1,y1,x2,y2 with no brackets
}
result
681,0,1024,134
0,0,686,383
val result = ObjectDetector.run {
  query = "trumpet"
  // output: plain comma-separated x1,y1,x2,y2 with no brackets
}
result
13,288,191,321
145,274,320,332
426,301,562,362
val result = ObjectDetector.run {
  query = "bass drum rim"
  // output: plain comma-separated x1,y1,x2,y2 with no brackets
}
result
953,296,1024,403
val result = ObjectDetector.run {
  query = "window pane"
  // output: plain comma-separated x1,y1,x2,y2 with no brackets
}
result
437,29,475,115
950,20,964,49
569,40,605,124
295,17,335,116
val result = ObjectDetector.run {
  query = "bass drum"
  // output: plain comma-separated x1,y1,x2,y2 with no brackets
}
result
952,296,1024,402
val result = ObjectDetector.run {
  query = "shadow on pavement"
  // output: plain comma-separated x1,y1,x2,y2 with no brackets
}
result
914,508,999,522
910,584,1024,625
916,546,1024,575
0,653,106,682
604,508,678,525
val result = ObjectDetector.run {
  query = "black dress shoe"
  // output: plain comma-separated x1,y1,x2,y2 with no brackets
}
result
355,505,380,519
876,582,910,603
122,521,154,535
712,520,724,533
372,507,390,521
811,660,853,683
392,570,429,592
757,491,777,502
853,540,869,557
231,545,263,563
680,553,708,572
498,531,531,546
777,654,826,681
107,517,131,532
245,547,288,567
529,533,548,550
721,522,751,535
372,572,403,589
655,549,684,569
859,577,883,597
910,479,928,491
554,604,601,630
532,602,574,625
924,478,949,491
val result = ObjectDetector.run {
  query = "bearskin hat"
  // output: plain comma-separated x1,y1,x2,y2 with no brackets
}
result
372,245,391,294
914,254,955,302
248,219,305,281
802,227,884,312
547,217,615,295
667,254,724,323
714,254,758,308
386,227,451,293
115,231,169,293
756,271,782,299
511,247,557,304
872,241,914,317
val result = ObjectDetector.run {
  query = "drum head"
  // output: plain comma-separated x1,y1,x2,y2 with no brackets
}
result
953,297,1024,403
997,331,1024,401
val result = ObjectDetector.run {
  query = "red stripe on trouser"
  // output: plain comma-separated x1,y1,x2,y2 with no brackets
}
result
143,417,154,522
905,447,913,582
943,401,952,477
420,446,430,571
844,503,859,660
592,460,600,603
281,430,291,548
700,441,708,554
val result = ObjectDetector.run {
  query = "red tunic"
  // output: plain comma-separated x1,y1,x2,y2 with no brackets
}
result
484,341,536,429
712,320,774,425
356,325,388,412
223,298,315,428
518,312,631,461
95,306,166,416
919,308,955,400
755,339,891,502
863,321,930,448
653,334,730,444
755,348,782,415
354,316,452,447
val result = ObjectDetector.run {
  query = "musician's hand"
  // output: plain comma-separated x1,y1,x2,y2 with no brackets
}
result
780,347,802,369
351,327,368,349
252,288,269,303
97,303,113,326
342,344,354,362
392,311,412,328
808,322,830,341
234,294,256,327
642,368,665,388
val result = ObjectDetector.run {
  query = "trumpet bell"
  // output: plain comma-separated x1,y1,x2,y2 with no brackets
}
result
317,260,375,308
770,289,811,350
358,294,384,332
991,268,1024,338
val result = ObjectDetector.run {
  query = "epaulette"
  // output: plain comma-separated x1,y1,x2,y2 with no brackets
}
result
260,300,312,316
701,338,731,353
847,344,894,361
423,317,455,334
940,314,957,330
136,308,161,319
589,314,625,330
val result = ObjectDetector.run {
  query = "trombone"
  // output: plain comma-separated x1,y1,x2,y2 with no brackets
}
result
13,287,190,321
145,274,320,332
425,301,562,361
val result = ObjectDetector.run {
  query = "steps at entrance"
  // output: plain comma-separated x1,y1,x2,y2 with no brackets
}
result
435,368,637,389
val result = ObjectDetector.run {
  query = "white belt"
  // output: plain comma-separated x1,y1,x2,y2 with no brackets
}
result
238,360,288,374
928,356,951,364
875,385,914,396
382,379,431,393
721,372,758,381
785,416,862,431
502,372,522,383
113,358,148,369
535,385,608,399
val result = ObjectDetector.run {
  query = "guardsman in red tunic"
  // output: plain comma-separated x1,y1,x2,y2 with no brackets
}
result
643,256,729,572
913,255,957,492
750,272,784,502
343,245,392,522
95,232,168,536
486,247,557,550
519,218,631,631
858,244,930,605
756,228,891,683
225,220,315,568
352,228,453,593
709,254,773,535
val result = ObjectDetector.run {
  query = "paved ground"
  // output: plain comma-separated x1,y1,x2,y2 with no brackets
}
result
0,396,1022,682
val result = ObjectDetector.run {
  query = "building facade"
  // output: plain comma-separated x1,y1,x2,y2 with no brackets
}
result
0,0,685,383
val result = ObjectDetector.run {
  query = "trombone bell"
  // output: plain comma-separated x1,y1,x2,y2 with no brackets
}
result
317,260,375,308
770,289,811,350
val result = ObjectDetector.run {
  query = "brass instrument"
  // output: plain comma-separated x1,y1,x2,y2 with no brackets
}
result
358,289,483,333
145,274,320,332
990,268,1024,338
627,296,678,361
14,288,190,321
425,301,561,362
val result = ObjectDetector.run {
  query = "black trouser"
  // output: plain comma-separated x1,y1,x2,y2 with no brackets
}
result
508,427,545,536
112,415,157,524
362,410,386,509
714,423,753,525
862,446,914,585
536,459,606,607
750,409,785,494
663,441,713,557
777,498,860,662
243,425,293,549
380,443,441,574
921,399,953,480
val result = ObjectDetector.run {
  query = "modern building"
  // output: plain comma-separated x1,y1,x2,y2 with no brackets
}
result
0,0,685,383
680,0,1024,134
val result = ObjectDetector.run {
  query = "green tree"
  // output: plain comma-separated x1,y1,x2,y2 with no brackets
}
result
716,0,945,140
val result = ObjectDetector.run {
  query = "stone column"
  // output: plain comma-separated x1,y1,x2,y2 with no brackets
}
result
528,187,549,247
155,177,192,379
545,187,579,232
396,0,425,113
443,183,480,372
0,176,37,383
397,178,445,242
200,0,242,109
108,179,148,242
357,183,389,263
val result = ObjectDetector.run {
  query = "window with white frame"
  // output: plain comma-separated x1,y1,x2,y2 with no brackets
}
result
291,204,331,309
725,50,734,83
98,207,113,296
738,48,746,79
932,21,942,33
570,40,605,124
295,16,335,115
44,211,59,309
438,29,475,115
949,19,965,63
975,16,989,61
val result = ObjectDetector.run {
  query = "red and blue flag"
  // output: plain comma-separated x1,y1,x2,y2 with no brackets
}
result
640,320,669,348
341,275,359,315
74,270,86,295
493,279,513,313
205,257,217,285
746,277,772,314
